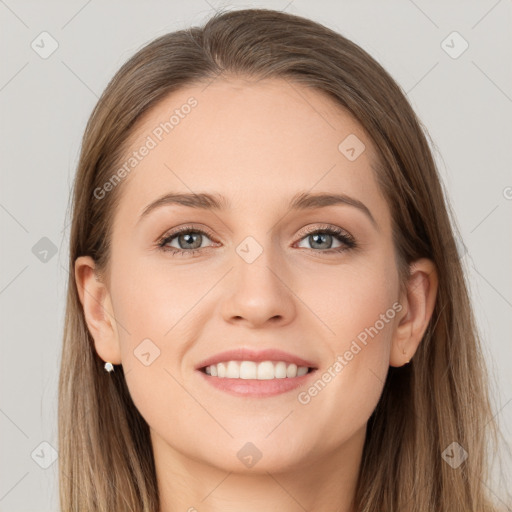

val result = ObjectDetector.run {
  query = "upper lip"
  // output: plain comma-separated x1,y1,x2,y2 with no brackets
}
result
195,348,318,370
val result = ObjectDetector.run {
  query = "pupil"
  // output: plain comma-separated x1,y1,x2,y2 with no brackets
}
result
311,233,331,249
180,232,201,249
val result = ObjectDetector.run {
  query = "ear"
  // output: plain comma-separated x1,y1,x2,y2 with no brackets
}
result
390,258,438,367
74,256,122,365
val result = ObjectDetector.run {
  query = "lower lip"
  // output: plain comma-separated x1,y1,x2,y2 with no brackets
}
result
196,369,317,397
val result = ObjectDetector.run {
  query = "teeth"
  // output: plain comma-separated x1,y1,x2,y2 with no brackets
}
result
274,361,287,379
296,366,308,376
226,361,239,378
240,361,257,379
286,363,297,377
203,360,311,379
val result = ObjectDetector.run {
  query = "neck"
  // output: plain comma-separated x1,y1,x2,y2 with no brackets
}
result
153,426,365,512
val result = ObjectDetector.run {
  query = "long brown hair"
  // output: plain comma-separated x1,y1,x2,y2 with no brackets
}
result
59,7,509,511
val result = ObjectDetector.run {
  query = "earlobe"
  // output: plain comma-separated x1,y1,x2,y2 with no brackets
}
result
74,256,122,365
389,258,438,367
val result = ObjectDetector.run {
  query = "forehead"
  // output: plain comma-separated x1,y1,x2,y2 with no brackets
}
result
114,76,388,225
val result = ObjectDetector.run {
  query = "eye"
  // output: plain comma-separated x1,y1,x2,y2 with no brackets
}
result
157,225,217,257
295,225,357,254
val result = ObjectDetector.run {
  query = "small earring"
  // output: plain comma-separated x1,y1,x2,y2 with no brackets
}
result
104,361,114,373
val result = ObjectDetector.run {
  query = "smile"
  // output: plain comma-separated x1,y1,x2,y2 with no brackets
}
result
201,360,312,379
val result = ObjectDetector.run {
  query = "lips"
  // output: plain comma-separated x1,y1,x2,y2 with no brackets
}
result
194,347,318,371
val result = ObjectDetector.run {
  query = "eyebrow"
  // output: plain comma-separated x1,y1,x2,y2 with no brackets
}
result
138,191,377,229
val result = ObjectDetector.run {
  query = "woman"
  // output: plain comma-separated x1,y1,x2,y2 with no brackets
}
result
59,7,508,511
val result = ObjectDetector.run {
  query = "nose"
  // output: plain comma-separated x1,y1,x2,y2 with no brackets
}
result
220,241,297,329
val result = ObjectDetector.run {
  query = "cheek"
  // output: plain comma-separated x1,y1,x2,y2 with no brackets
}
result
295,254,397,412
107,260,200,435
109,252,206,341
336,271,397,356
294,284,396,450
299,251,398,350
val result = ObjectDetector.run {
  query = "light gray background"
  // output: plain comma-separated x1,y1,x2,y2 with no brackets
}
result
1,1,511,510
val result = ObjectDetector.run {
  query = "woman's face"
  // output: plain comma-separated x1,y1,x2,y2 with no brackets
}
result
91,77,406,473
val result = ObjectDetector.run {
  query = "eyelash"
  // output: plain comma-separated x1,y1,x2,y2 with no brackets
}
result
157,224,357,257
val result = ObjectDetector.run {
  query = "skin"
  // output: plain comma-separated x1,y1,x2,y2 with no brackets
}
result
75,76,438,512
